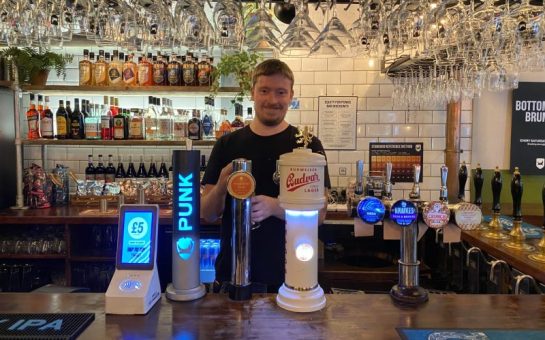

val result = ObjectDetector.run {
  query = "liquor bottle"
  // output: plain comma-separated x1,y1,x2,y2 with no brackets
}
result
145,96,158,140
107,51,124,86
230,103,244,132
95,154,106,181
115,156,126,182
197,55,211,86
137,155,147,178
218,109,231,138
245,107,253,126
177,56,185,86
85,155,95,180
123,54,137,86
89,51,96,85
84,99,100,140
126,156,137,178
94,50,108,86
70,98,85,139
138,53,152,86
41,96,54,139
105,154,116,183
113,105,127,140
158,97,173,140
79,49,93,86
202,97,214,140
37,95,44,119
153,55,166,86
182,52,196,86
148,156,158,177
187,109,202,140
129,108,145,139
56,100,69,139
100,96,113,140
167,53,180,86
172,108,186,140
158,156,169,179
26,93,40,139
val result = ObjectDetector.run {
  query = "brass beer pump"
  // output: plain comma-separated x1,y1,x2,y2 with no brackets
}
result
482,167,509,240
458,161,468,202
528,184,545,263
473,164,484,207
502,168,535,251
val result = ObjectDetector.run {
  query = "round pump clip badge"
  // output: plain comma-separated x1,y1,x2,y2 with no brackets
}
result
422,201,450,229
390,200,418,227
357,197,386,224
227,171,256,200
454,202,483,230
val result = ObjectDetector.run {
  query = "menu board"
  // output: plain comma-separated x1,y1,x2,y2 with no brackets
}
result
369,143,423,183
318,96,357,150
510,82,545,175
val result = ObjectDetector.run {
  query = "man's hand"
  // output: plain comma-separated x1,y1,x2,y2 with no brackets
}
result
251,195,285,223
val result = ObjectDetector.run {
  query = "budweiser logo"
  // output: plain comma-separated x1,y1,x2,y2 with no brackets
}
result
286,172,320,191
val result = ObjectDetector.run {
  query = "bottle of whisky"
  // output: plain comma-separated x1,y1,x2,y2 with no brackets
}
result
128,108,145,139
230,103,244,132
218,109,231,138
182,52,196,86
89,51,96,85
26,93,40,139
122,54,137,86
153,55,166,86
94,50,108,86
79,49,92,86
187,109,202,140
41,96,54,139
197,55,211,86
70,98,85,139
138,53,153,86
56,100,69,139
108,50,123,87
167,53,180,86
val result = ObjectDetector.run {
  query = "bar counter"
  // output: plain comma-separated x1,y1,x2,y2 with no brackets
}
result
1,293,544,339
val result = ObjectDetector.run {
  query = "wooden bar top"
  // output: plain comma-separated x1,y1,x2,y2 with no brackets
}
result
0,293,544,339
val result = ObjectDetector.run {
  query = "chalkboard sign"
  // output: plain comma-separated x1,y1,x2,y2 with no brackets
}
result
510,82,545,175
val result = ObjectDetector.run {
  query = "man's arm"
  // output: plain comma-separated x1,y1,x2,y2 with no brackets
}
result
200,163,233,223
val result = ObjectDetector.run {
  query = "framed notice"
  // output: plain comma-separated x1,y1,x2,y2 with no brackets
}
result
318,96,357,150
369,143,424,183
510,82,545,175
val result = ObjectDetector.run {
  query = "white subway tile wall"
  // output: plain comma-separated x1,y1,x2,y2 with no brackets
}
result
22,48,473,202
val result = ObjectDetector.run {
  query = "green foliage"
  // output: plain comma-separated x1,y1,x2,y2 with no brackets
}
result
210,50,262,104
0,47,73,84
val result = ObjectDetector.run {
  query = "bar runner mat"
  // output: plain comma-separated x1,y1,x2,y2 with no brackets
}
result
0,313,94,340
482,215,543,239
397,328,545,340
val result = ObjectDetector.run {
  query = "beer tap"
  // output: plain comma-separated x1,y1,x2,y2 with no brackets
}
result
473,164,484,207
439,165,448,203
503,167,535,251
458,161,468,202
528,183,545,263
482,167,508,239
348,160,365,217
355,160,364,196
408,164,421,201
381,162,393,201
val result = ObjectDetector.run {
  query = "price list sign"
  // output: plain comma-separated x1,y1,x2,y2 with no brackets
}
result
318,96,357,150
369,143,423,183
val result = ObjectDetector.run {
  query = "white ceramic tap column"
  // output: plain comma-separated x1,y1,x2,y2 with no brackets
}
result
276,148,326,313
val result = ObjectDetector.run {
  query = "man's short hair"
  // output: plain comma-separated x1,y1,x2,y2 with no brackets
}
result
252,59,294,89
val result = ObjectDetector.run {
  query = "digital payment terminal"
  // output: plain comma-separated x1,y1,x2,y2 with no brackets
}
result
105,204,161,315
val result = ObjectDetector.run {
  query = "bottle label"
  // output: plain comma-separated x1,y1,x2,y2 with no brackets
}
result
183,66,195,85
138,64,150,84
71,118,81,137
202,115,213,136
198,67,209,86
85,120,99,138
173,122,186,138
168,67,178,85
41,117,54,137
113,117,125,139
109,66,122,84
159,119,171,136
153,64,165,84
95,65,106,84
129,120,144,139
80,64,91,84
123,67,135,84
188,122,200,137
27,116,38,131
56,116,67,135
101,116,111,129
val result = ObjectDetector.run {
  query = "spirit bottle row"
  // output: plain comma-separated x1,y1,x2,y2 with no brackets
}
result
27,95,254,141
85,154,173,182
79,49,213,87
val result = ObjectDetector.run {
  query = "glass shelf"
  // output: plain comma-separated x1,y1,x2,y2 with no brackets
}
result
22,139,217,146
20,85,240,97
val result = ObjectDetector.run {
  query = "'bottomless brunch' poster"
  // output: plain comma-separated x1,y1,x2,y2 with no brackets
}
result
511,82,545,175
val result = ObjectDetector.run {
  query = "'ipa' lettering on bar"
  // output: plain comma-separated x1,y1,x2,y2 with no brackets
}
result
178,173,193,231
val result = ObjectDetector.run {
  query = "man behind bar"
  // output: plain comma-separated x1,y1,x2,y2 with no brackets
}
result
201,59,331,292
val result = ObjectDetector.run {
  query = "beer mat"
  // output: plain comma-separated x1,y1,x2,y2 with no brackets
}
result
482,216,543,239
0,313,94,340
397,328,545,340
354,218,374,237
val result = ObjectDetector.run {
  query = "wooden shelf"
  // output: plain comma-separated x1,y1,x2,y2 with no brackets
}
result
0,254,66,260
20,85,240,97
22,138,216,146
70,256,115,262
0,80,14,89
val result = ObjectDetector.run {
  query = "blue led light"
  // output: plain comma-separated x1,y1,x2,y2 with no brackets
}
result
357,197,386,224
390,200,418,226
177,173,194,232
286,210,319,217
177,237,195,261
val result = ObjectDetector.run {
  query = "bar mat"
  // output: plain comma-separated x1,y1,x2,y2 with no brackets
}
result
397,328,545,340
0,313,94,340
482,215,543,239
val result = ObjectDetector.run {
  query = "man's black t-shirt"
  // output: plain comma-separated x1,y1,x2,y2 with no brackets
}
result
202,124,330,288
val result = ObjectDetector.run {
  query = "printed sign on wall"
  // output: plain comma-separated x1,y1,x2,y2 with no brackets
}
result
318,96,357,150
369,143,423,183
511,82,545,175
